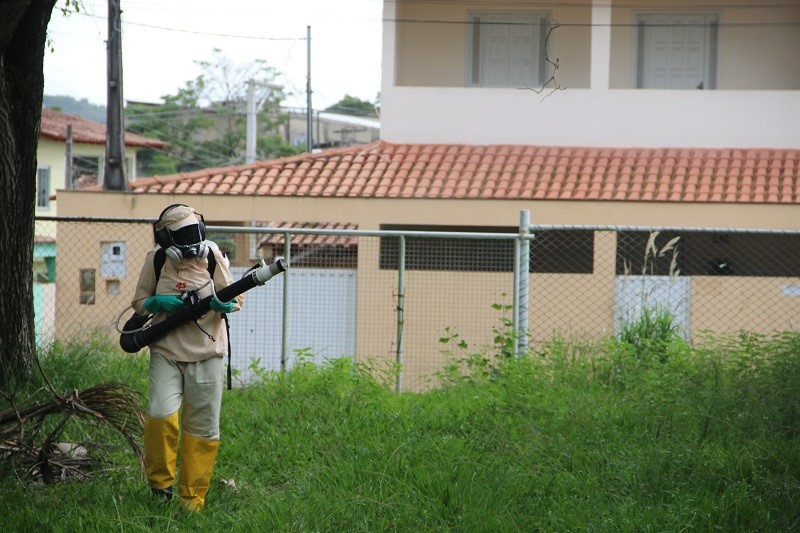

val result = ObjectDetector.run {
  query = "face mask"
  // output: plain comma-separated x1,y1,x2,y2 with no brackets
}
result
169,224,203,247
164,223,208,262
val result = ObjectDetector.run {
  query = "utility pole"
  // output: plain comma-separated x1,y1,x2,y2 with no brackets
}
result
246,79,256,164
65,124,73,189
104,0,127,190
306,25,313,153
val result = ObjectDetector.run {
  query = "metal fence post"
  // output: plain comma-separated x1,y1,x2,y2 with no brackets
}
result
281,232,291,371
517,210,531,356
395,235,406,392
513,238,520,346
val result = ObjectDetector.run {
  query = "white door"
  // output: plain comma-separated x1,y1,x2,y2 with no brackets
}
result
227,267,357,381
614,275,691,339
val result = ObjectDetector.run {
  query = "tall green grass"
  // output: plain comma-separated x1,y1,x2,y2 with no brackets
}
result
2,331,799,531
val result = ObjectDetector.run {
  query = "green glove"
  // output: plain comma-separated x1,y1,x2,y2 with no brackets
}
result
210,297,235,313
144,294,184,313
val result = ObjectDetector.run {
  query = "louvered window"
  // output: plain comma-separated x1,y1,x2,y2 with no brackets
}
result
634,13,719,90
467,12,550,88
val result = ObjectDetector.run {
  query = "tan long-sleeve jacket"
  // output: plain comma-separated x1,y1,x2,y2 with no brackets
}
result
131,243,243,362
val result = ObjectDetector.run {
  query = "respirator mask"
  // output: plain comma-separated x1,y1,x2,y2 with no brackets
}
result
153,204,209,263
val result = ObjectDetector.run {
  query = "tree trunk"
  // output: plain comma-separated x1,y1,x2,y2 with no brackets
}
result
0,0,56,389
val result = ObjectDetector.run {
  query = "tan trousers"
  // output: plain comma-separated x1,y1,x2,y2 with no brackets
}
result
148,351,223,439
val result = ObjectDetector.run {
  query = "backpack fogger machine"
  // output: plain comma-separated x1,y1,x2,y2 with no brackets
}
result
119,257,288,353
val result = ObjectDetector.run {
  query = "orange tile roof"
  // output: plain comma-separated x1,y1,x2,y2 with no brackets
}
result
255,221,357,248
129,141,800,204
40,108,166,149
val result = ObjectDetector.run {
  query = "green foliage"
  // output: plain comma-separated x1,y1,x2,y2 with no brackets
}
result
125,49,301,176
616,305,685,362
324,94,379,118
257,134,303,159
436,300,528,386
33,335,149,393
491,300,526,358
3,333,800,530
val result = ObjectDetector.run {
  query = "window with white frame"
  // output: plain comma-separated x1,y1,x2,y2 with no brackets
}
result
634,13,719,90
467,12,550,88
37,167,51,209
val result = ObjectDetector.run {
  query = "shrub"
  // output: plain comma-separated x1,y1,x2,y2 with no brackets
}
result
616,305,685,363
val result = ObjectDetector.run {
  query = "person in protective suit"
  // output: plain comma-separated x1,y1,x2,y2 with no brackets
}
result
131,204,243,511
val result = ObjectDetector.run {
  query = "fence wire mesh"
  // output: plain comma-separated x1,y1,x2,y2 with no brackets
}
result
33,217,800,390
526,224,800,345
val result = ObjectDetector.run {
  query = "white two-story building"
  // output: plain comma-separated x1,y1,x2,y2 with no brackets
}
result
380,0,799,149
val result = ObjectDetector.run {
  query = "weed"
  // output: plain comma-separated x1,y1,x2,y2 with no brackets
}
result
437,300,530,386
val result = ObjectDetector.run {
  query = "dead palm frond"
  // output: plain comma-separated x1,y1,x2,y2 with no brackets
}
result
1,381,144,484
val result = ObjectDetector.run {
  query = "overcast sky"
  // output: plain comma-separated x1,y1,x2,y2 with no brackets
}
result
44,0,384,110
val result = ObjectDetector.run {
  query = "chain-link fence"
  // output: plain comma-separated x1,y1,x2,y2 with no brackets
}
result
525,224,800,347
33,215,800,390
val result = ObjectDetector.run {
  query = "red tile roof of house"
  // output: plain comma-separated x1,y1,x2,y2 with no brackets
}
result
255,221,358,248
128,141,800,204
40,108,166,149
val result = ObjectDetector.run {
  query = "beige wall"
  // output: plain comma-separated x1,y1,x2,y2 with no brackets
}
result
691,277,800,334
392,0,800,91
54,221,154,341
55,190,800,230
609,0,800,89
395,1,591,89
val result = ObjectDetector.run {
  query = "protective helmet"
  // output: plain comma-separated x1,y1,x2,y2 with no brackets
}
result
153,204,209,262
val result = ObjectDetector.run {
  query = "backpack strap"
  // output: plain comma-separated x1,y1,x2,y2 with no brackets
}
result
206,251,217,278
153,248,167,283
223,313,232,390
204,250,231,390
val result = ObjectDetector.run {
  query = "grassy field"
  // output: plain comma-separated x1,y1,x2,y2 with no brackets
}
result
1,330,800,532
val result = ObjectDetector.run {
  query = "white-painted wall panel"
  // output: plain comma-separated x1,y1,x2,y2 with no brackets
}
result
227,267,358,382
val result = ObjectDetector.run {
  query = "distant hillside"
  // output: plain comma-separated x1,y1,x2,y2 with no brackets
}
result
43,95,106,123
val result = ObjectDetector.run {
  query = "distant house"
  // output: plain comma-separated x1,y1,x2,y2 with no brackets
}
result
283,108,380,149
125,101,379,158
37,108,166,231
34,108,164,345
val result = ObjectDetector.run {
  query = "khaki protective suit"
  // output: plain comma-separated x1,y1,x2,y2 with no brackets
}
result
132,224,242,510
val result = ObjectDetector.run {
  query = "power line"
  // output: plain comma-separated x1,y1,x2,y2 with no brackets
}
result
391,18,800,28
392,0,800,8
69,7,800,37
69,10,307,40
123,19,307,40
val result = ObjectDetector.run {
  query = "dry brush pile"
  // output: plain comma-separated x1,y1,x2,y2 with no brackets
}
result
1,361,144,484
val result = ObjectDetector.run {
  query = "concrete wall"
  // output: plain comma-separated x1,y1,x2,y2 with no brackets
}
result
393,0,800,91
381,0,800,147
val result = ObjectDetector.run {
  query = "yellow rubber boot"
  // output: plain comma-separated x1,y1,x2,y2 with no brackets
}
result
143,412,179,491
177,433,220,511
